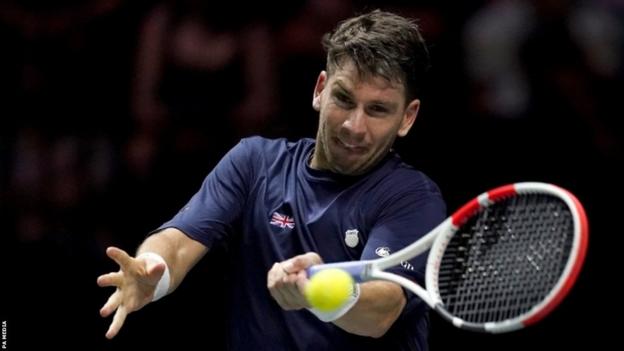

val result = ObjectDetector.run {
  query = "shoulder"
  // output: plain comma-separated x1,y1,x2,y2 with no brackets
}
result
364,160,446,228
359,156,446,219
238,136,312,156
235,136,313,170
375,154,443,198
394,164,442,196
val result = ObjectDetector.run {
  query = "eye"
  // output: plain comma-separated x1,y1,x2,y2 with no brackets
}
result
333,92,354,108
367,104,390,116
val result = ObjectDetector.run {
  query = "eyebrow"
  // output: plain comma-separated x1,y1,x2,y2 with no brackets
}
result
332,81,352,97
332,81,400,112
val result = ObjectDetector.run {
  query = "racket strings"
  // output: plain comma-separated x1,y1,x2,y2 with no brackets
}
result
437,194,574,323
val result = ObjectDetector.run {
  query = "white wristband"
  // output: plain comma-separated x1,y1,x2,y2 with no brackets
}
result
307,283,361,322
137,252,171,302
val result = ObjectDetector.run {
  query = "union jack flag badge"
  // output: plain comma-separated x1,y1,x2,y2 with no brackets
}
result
270,212,295,229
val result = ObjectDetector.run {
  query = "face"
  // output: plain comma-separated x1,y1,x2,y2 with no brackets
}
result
310,61,420,175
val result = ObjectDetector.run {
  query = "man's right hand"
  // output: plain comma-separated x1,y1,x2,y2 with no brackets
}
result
267,252,323,311
97,247,166,339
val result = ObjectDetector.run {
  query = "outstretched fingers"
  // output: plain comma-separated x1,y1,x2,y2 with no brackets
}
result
100,290,122,318
97,271,124,288
106,247,133,271
105,305,128,339
99,247,133,339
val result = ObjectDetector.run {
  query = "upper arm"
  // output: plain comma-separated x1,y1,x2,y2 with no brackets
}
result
155,138,258,247
362,189,446,277
335,178,445,336
360,177,446,319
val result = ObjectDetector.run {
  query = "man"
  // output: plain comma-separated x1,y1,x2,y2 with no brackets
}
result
98,9,446,350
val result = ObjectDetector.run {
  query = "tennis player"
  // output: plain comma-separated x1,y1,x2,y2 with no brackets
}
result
98,9,446,350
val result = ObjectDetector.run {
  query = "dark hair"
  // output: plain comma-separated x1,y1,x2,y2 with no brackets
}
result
322,10,430,100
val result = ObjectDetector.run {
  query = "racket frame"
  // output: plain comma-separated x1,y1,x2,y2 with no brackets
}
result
308,182,588,333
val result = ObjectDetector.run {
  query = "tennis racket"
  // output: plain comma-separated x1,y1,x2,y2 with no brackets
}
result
308,182,588,333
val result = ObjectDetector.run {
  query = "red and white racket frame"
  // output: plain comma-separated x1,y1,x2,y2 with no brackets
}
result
425,182,589,332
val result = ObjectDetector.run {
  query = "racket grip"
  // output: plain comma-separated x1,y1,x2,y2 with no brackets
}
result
306,261,372,283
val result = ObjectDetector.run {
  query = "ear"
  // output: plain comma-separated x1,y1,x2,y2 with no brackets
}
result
397,99,420,137
312,71,327,111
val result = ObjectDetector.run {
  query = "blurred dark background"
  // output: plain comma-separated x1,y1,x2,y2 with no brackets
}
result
1,0,622,349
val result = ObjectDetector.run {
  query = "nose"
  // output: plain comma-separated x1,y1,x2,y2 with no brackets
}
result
342,108,367,141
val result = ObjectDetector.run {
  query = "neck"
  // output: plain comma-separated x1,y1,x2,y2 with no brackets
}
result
308,147,320,169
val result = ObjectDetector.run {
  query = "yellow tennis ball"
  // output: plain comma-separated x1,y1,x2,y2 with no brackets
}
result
305,268,354,312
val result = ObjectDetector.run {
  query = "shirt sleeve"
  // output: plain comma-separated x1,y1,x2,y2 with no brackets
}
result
154,138,256,248
362,187,446,280
361,180,446,316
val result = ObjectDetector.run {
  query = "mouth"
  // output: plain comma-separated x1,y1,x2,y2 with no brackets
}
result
334,137,367,154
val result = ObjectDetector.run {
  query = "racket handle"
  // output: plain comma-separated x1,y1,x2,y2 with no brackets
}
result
307,261,372,283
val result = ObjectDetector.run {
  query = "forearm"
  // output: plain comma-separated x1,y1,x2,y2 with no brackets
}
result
332,281,406,338
137,227,208,292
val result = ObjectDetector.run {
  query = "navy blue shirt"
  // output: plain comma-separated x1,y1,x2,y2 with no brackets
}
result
157,137,446,350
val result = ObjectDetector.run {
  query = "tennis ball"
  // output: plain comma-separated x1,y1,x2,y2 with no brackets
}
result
305,268,354,312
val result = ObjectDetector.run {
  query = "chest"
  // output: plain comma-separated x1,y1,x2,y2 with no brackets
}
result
243,175,377,262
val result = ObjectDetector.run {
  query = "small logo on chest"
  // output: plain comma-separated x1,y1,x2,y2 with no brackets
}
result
344,229,360,248
270,212,295,229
